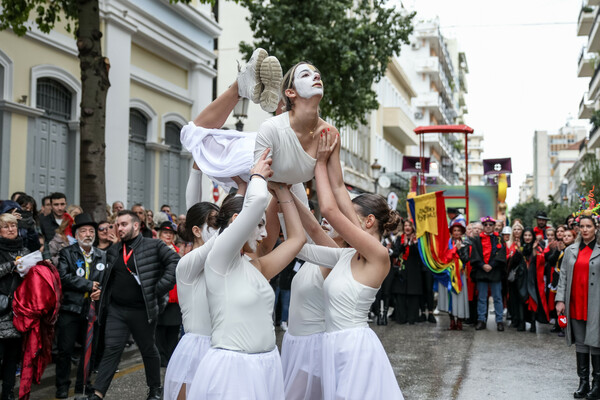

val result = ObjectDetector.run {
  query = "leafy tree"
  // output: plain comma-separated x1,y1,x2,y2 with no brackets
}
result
510,198,546,229
240,0,414,128
576,153,600,203
548,203,572,228
0,0,198,220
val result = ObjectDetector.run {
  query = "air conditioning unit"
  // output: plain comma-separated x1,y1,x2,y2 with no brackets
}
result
411,42,420,50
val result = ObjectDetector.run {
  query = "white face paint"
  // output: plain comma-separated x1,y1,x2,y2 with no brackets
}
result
247,216,267,252
201,224,218,242
293,64,323,99
321,218,338,239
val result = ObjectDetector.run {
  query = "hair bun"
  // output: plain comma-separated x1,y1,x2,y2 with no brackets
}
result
383,209,401,233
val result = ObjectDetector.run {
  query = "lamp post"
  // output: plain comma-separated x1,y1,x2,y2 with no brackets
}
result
371,159,382,194
233,98,249,131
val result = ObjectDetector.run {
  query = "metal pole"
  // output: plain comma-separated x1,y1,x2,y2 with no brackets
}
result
464,132,469,221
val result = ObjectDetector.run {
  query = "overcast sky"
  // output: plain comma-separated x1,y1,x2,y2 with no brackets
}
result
401,0,590,207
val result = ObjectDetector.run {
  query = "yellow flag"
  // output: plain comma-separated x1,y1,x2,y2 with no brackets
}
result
414,192,438,238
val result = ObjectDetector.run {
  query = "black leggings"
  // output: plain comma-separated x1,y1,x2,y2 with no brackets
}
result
0,337,22,394
420,270,434,312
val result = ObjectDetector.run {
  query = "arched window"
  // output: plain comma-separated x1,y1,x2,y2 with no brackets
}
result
36,78,72,121
128,109,149,207
164,122,182,150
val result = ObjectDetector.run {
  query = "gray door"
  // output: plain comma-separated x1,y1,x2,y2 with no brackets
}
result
160,122,188,214
27,78,73,201
127,140,147,207
127,109,148,207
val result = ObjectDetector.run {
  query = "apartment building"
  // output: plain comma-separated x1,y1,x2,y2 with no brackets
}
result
397,18,463,186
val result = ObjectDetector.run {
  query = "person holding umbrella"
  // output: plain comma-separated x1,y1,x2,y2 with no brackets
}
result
55,213,106,398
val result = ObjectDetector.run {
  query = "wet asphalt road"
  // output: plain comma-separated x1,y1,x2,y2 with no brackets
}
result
27,312,574,400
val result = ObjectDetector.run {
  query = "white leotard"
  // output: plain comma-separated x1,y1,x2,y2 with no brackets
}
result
254,112,316,184
176,236,216,337
288,262,326,336
297,245,379,332
180,112,315,189
205,178,275,353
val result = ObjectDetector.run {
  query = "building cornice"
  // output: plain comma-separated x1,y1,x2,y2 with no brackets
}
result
0,100,45,117
159,0,221,38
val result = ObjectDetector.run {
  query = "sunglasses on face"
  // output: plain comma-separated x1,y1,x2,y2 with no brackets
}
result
98,225,113,232
483,223,495,227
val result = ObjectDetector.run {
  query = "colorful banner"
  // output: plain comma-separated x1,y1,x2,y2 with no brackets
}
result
408,191,463,294
413,192,438,238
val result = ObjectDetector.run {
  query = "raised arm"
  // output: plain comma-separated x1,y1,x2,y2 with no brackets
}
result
291,192,337,248
316,132,389,269
252,183,306,280
185,167,203,211
208,150,272,275
325,127,361,228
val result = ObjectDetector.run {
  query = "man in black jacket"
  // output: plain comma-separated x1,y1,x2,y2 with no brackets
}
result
39,192,67,243
55,213,106,398
471,216,507,332
89,210,179,400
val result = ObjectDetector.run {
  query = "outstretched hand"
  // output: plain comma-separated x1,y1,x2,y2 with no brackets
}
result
316,129,338,163
251,148,273,180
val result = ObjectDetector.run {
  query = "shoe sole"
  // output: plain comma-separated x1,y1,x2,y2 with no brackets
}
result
260,56,283,113
250,48,268,103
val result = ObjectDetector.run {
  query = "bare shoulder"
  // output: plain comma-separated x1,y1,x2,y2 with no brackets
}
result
321,120,340,135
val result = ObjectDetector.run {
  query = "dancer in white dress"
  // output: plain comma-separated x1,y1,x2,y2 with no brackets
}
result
163,201,219,400
188,152,306,400
279,191,344,400
294,132,404,400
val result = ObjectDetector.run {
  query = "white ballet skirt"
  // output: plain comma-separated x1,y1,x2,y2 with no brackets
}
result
163,333,211,400
297,245,404,400
186,347,284,400
322,327,404,400
281,332,324,400
180,122,256,188
180,112,316,189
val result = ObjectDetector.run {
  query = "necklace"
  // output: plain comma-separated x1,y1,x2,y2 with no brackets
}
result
308,117,319,136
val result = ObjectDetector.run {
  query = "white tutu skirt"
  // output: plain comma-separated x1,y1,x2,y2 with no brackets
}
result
180,122,257,188
187,347,284,400
164,333,211,400
322,327,403,400
281,332,324,400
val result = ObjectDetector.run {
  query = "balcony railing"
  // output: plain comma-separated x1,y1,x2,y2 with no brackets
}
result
591,125,599,141
377,77,415,123
373,135,404,174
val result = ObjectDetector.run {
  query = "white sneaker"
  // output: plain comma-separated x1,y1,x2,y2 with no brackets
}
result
259,56,283,113
238,48,268,103
280,321,288,331
433,307,440,315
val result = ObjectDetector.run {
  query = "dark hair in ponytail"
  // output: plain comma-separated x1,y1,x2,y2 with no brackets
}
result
180,202,220,242
216,193,244,233
351,194,400,236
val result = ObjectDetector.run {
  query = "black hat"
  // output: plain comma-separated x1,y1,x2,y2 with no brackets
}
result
158,221,176,232
447,207,459,214
72,213,98,233
535,211,550,220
